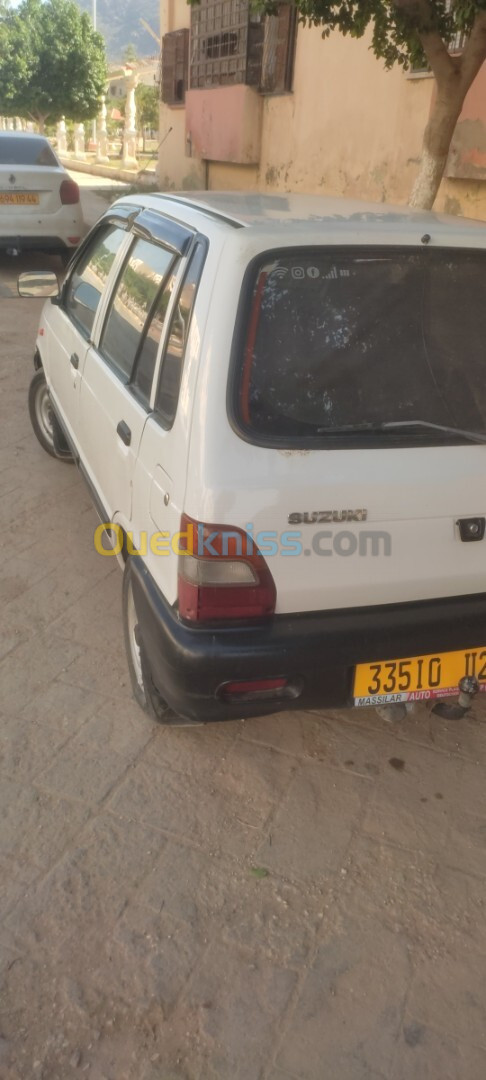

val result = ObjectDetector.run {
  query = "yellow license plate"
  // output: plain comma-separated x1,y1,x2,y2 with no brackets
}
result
354,647,486,706
0,192,39,205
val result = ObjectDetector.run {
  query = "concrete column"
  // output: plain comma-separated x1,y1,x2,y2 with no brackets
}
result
95,95,109,163
57,116,68,155
73,122,86,160
122,70,139,169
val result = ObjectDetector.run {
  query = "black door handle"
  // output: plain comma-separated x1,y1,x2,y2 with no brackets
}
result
70,352,79,370
117,420,131,446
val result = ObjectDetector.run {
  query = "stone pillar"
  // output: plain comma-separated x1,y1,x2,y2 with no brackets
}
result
95,95,109,163
73,122,86,160
122,70,139,170
57,116,68,155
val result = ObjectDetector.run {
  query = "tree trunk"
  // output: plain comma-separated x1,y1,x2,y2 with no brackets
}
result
409,82,464,209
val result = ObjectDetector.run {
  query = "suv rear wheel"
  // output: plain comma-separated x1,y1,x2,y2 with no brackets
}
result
28,370,72,461
122,559,199,726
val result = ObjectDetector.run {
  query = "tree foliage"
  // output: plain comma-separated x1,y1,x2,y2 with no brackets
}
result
135,84,159,131
257,1,486,71
0,0,107,128
122,43,138,64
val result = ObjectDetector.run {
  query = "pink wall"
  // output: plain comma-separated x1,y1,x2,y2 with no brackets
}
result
185,85,262,164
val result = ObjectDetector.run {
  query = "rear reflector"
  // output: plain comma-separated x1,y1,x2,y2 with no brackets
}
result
178,513,276,623
60,178,80,205
219,677,300,703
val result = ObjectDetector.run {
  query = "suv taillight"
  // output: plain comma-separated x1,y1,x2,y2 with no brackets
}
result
178,513,276,622
60,178,80,205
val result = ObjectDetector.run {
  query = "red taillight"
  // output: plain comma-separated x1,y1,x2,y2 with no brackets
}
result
177,513,276,623
60,178,80,205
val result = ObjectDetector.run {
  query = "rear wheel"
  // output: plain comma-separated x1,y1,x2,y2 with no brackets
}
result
28,370,70,461
122,559,200,726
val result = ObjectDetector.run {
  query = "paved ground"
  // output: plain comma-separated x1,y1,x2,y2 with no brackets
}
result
1,181,486,1080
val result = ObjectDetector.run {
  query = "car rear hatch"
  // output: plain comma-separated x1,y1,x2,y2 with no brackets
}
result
224,243,486,616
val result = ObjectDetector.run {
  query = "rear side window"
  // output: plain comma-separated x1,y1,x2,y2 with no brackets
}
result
131,265,178,406
0,136,58,166
156,243,206,427
234,247,486,445
65,224,126,340
100,238,175,382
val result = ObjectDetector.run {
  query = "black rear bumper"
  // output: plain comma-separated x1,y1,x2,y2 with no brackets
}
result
130,556,486,723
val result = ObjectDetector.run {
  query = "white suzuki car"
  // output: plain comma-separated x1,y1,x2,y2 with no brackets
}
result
0,131,83,263
21,192,486,725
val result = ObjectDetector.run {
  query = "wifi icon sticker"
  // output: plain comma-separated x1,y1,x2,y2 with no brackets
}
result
269,266,288,281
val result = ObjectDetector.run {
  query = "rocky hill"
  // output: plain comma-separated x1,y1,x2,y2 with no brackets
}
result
75,0,160,62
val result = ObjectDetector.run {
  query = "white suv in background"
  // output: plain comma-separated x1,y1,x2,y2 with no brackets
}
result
0,131,83,263
22,192,486,725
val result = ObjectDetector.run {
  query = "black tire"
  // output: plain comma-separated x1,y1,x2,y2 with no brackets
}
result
122,559,200,726
28,370,72,462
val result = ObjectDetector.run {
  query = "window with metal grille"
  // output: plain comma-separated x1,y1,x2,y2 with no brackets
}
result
190,0,296,91
190,0,251,88
161,28,189,104
410,2,468,75
260,3,297,94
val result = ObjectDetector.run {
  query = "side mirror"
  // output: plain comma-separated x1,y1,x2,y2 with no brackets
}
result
18,271,60,299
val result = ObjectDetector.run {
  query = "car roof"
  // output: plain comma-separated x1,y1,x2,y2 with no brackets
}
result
115,191,486,249
0,131,48,140
152,191,448,228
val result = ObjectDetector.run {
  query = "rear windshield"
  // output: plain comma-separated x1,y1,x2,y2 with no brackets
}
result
0,136,58,167
235,247,486,445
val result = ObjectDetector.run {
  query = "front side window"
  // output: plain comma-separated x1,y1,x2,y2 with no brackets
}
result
65,224,126,340
156,243,206,427
100,238,175,382
234,247,486,445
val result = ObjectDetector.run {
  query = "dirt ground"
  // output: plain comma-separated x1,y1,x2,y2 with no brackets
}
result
1,188,486,1079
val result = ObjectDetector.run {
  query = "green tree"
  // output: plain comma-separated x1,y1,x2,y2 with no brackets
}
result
253,1,486,209
0,0,107,131
135,83,159,151
122,43,138,64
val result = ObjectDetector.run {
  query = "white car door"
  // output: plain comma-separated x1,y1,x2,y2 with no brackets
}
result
42,221,128,443
78,220,191,528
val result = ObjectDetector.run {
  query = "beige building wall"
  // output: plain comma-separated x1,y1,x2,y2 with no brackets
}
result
257,25,486,219
158,0,205,190
258,27,431,202
159,9,486,219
